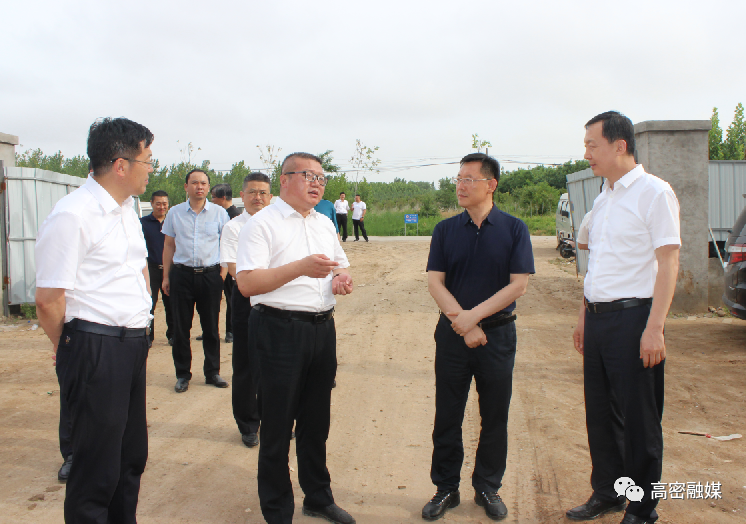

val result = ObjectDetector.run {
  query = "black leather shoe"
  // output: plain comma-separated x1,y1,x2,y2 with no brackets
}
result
241,432,259,448
290,430,295,440
422,489,460,520
58,454,72,482
196,335,203,341
302,503,356,524
619,514,656,524
174,378,189,393
206,374,228,388
168,338,173,346
475,491,508,520
225,332,233,343
566,494,626,520
332,379,337,388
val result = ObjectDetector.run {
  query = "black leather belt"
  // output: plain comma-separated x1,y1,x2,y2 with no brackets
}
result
253,304,334,324
66,318,150,340
440,312,516,330
584,297,652,314
174,263,220,274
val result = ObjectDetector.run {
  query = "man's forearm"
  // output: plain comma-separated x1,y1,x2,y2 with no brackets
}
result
471,276,529,322
227,262,237,279
237,262,304,297
428,276,462,315
647,247,679,331
36,290,66,352
162,243,174,277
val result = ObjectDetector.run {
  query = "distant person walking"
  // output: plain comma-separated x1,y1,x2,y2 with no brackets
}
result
211,183,240,343
351,194,368,242
566,111,680,524
423,153,534,522
36,117,155,522
220,172,272,448
141,189,173,346
162,169,230,393
236,152,356,524
334,192,350,241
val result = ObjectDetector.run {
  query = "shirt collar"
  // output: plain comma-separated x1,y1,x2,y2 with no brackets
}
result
606,164,644,191
275,197,318,219
187,199,212,214
459,204,499,226
84,175,125,214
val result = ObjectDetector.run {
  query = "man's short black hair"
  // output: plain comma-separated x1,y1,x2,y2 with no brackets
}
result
460,153,501,184
340,192,345,196
185,168,210,185
281,152,323,172
243,172,271,188
585,111,635,156
150,190,169,201
87,117,154,176
211,183,232,200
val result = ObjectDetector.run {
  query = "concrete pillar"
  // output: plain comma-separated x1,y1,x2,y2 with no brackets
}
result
634,120,711,313
0,132,19,168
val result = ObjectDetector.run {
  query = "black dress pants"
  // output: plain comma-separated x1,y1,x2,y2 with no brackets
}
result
56,322,149,524
336,213,348,241
147,262,172,342
352,219,367,241
55,352,72,460
431,314,516,493
224,274,234,335
232,292,260,435
170,265,223,380
249,309,337,524
584,302,664,521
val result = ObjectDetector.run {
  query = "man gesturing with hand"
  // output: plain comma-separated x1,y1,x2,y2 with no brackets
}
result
236,153,355,524
423,153,534,522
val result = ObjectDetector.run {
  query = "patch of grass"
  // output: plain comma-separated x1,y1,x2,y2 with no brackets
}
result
20,304,37,319
363,209,556,236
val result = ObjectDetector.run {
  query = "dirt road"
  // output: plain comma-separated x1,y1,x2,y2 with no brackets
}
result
1,237,744,523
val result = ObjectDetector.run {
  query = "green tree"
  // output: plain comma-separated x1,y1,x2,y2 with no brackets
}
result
516,181,561,215
16,149,90,177
435,177,457,209
721,103,745,160
471,133,492,153
419,194,439,217
348,139,380,196
709,107,724,160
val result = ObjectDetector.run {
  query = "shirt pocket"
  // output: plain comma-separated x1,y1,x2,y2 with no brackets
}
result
205,221,220,236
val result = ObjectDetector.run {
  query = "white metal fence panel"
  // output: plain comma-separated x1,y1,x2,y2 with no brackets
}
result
565,168,602,275
3,167,85,305
708,161,746,242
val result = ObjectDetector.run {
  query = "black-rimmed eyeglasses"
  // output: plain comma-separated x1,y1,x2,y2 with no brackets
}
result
284,170,328,186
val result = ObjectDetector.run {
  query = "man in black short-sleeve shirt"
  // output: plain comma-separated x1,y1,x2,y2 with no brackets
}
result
422,153,534,522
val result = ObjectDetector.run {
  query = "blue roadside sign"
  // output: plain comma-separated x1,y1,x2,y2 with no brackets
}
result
405,214,418,224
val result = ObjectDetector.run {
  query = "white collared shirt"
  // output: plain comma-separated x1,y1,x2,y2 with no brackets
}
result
236,197,350,313
220,210,252,266
35,176,152,328
352,201,366,220
334,199,350,214
584,165,681,302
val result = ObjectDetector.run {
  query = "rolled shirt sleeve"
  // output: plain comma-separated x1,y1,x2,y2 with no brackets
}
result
220,221,239,267
236,217,271,273
648,189,681,249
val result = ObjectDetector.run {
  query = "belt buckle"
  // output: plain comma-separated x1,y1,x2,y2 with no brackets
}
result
158,265,163,270
193,267,204,273
312,313,325,324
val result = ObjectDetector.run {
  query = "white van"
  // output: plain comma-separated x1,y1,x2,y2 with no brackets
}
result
555,193,575,258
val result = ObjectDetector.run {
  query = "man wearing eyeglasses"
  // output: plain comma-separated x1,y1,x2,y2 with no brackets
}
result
162,169,230,393
219,172,272,449
423,153,534,522
35,117,154,522
236,153,355,524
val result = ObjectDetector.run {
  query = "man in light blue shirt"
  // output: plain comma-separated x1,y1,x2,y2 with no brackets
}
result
162,169,230,393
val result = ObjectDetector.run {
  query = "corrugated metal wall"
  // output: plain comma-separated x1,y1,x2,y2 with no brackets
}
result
565,168,602,275
2,168,84,305
708,161,746,242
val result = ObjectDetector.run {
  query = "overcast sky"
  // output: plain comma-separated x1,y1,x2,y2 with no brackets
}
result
2,0,744,183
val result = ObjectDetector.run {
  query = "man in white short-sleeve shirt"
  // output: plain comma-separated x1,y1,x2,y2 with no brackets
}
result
219,172,272,448
566,111,680,524
334,192,350,241
236,153,356,524
351,194,368,242
35,117,155,523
